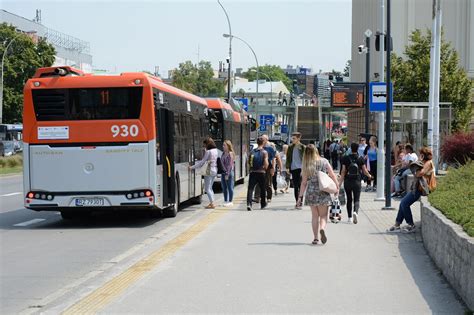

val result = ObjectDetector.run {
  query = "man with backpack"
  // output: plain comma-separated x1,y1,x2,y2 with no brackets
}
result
329,140,340,170
338,142,373,224
247,136,269,211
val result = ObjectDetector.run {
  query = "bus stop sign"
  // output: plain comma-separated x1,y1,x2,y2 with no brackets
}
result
369,82,393,112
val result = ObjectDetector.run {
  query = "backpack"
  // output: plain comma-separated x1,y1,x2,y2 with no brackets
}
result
347,155,360,180
250,148,266,171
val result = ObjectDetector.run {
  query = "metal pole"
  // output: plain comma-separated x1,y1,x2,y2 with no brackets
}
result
383,0,394,209
427,0,437,149
218,0,232,102
433,0,442,173
0,38,17,124
375,0,386,201
365,35,371,134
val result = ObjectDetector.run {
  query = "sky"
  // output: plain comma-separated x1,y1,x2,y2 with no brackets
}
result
2,0,352,77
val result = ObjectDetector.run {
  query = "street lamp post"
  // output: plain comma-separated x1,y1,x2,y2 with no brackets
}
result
218,0,232,102
1,37,17,124
223,34,259,121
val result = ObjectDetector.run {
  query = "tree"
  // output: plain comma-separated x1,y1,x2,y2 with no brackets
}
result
171,60,225,97
391,29,472,131
242,65,293,92
343,60,351,77
1,23,56,123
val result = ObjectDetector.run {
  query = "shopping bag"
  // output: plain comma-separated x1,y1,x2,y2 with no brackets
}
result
276,174,287,189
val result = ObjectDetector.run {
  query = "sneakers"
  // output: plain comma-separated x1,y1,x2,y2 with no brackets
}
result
224,202,233,207
347,217,353,224
247,205,252,211
387,225,401,232
353,212,358,224
261,202,268,210
402,224,416,233
295,204,302,210
365,186,371,192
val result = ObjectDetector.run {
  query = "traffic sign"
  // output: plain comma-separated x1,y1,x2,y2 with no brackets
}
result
259,125,267,132
369,82,393,112
236,98,249,111
259,115,274,125
280,124,288,134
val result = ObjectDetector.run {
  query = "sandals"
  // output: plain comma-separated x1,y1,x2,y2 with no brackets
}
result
320,229,327,244
312,239,319,245
205,204,215,209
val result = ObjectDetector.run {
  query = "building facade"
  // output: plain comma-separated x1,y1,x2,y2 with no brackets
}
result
350,0,474,141
1,9,93,72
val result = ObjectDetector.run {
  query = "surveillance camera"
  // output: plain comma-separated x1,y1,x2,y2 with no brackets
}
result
226,57,230,63
358,45,364,54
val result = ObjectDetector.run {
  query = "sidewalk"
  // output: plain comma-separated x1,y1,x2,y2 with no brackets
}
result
63,184,466,314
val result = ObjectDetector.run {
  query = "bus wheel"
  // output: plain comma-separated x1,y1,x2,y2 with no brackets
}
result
163,177,180,217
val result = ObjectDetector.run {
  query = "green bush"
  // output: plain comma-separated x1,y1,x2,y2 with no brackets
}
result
429,161,474,237
0,155,23,168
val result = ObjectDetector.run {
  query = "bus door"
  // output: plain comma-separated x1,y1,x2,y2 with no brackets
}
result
157,108,175,207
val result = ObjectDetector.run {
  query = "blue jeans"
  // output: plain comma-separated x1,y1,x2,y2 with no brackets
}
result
204,175,216,203
221,171,234,202
394,168,411,192
396,189,421,225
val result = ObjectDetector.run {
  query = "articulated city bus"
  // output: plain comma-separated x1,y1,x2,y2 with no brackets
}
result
205,98,250,183
22,66,247,219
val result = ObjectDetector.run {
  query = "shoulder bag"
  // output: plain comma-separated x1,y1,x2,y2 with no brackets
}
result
318,159,338,194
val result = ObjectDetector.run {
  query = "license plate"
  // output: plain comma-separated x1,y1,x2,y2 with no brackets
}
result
75,198,105,207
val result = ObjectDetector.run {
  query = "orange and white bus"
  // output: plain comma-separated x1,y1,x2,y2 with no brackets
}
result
22,66,246,219
205,98,250,183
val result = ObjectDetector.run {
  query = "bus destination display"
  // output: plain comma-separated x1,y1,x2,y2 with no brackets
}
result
331,83,365,107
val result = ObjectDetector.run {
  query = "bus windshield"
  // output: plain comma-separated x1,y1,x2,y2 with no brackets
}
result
32,87,143,121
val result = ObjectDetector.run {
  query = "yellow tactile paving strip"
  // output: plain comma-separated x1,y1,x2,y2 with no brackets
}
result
62,192,246,315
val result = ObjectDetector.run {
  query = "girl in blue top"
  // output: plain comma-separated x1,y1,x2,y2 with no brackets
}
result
364,136,378,192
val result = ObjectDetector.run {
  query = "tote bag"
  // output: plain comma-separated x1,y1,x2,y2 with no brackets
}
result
318,170,338,194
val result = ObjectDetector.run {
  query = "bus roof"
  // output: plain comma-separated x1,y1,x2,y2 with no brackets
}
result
29,66,207,107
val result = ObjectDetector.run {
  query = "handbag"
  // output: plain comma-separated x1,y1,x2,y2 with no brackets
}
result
330,198,342,215
216,157,225,175
277,174,287,189
427,161,437,192
205,161,211,176
417,177,430,196
318,170,338,194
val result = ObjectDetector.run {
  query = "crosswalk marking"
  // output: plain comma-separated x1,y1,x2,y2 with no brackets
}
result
14,219,46,227
2,192,22,197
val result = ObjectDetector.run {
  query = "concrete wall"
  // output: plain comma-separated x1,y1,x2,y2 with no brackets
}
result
420,197,474,311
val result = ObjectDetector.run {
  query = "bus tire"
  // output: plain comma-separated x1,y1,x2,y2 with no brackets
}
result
163,176,180,217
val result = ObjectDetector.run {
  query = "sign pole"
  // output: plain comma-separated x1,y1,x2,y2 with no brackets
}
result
383,0,394,210
375,0,385,202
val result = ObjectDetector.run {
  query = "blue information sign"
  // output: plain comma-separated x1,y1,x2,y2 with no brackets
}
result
280,124,288,134
259,115,275,125
236,98,249,111
369,82,393,112
259,125,267,132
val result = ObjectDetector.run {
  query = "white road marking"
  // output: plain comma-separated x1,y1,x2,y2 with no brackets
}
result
14,218,46,227
2,192,22,197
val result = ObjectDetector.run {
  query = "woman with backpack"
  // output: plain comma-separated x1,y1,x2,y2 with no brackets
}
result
220,140,235,207
339,143,373,224
190,137,218,209
388,147,436,233
364,136,378,192
298,145,339,245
